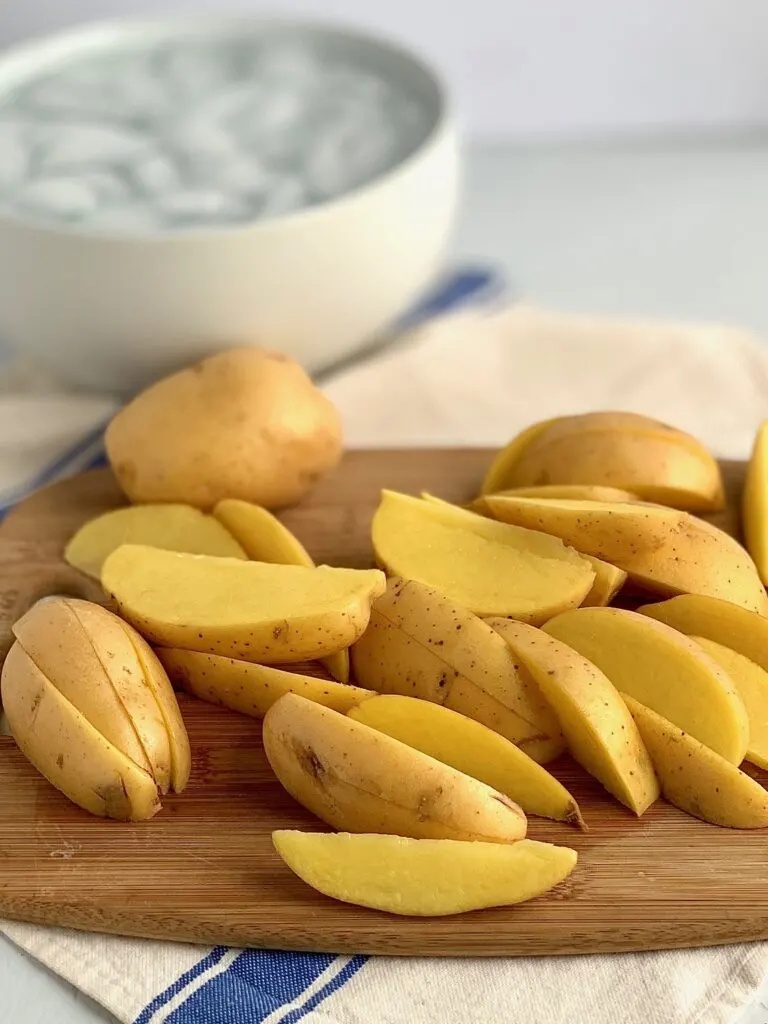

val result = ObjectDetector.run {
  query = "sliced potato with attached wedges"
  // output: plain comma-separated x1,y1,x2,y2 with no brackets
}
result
623,695,768,828
351,577,565,764
543,607,749,764
487,618,658,815
65,503,247,579
1,641,162,821
742,420,768,584
158,648,373,718
212,498,348,682
101,545,385,664
486,412,725,512
263,693,527,843
372,490,595,623
349,694,584,828
273,831,577,916
477,494,683,564
690,638,768,770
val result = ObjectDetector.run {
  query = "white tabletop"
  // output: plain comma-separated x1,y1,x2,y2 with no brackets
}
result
6,136,768,1023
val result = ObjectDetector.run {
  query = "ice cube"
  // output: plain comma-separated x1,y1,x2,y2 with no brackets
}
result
131,152,181,195
190,151,271,195
37,123,149,170
161,42,236,99
0,121,30,191
253,42,321,88
14,176,101,220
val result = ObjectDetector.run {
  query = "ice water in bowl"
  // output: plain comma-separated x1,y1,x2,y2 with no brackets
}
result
0,35,431,232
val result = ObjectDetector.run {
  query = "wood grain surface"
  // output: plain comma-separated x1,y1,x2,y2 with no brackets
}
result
0,449,765,957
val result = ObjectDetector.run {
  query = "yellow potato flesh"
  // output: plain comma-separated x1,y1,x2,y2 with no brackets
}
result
101,545,385,664
623,516,768,615
272,831,577,916
212,499,348,683
623,695,768,828
479,494,682,563
119,626,191,793
65,503,246,579
544,607,749,764
639,594,768,672
263,693,527,843
158,648,374,718
508,427,724,512
692,638,768,770
490,484,640,502
349,694,584,827
488,618,659,815
1,643,161,820
351,577,565,764
12,598,153,776
577,556,627,607
742,420,768,584
372,490,595,622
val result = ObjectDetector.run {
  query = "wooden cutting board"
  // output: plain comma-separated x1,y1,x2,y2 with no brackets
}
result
0,449,765,957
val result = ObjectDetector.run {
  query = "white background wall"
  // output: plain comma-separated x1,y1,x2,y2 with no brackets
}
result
2,0,768,140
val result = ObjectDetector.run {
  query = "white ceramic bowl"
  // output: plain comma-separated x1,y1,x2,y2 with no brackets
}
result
0,18,458,393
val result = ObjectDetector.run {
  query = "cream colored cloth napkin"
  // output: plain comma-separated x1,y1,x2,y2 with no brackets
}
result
3,303,768,1024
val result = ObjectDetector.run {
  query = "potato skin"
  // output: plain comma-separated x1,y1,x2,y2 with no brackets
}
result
263,693,527,843
105,347,342,509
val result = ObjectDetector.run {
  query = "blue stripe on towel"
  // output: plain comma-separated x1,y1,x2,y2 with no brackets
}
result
134,947,230,1024
160,950,366,1023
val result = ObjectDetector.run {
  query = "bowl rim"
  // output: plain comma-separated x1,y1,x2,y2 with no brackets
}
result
0,14,455,243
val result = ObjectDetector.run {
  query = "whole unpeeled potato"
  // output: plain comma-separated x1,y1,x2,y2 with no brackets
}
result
1,596,191,821
105,348,342,509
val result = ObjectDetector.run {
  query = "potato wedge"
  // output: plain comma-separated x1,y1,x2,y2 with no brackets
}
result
272,831,577,916
212,498,313,566
1,642,161,821
580,556,627,607
263,693,527,842
543,607,749,764
158,648,373,718
116,627,191,794
478,494,683,563
487,618,658,815
487,484,640,502
691,638,768,770
372,490,595,623
496,412,724,511
622,695,768,828
212,498,348,683
423,491,623,608
351,577,565,763
349,694,584,828
639,594,768,672
64,504,246,580
621,516,768,615
742,420,768,584
101,545,385,664
13,597,168,787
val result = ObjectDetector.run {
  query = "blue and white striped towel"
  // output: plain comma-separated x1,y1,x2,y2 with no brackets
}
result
4,286,768,1024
